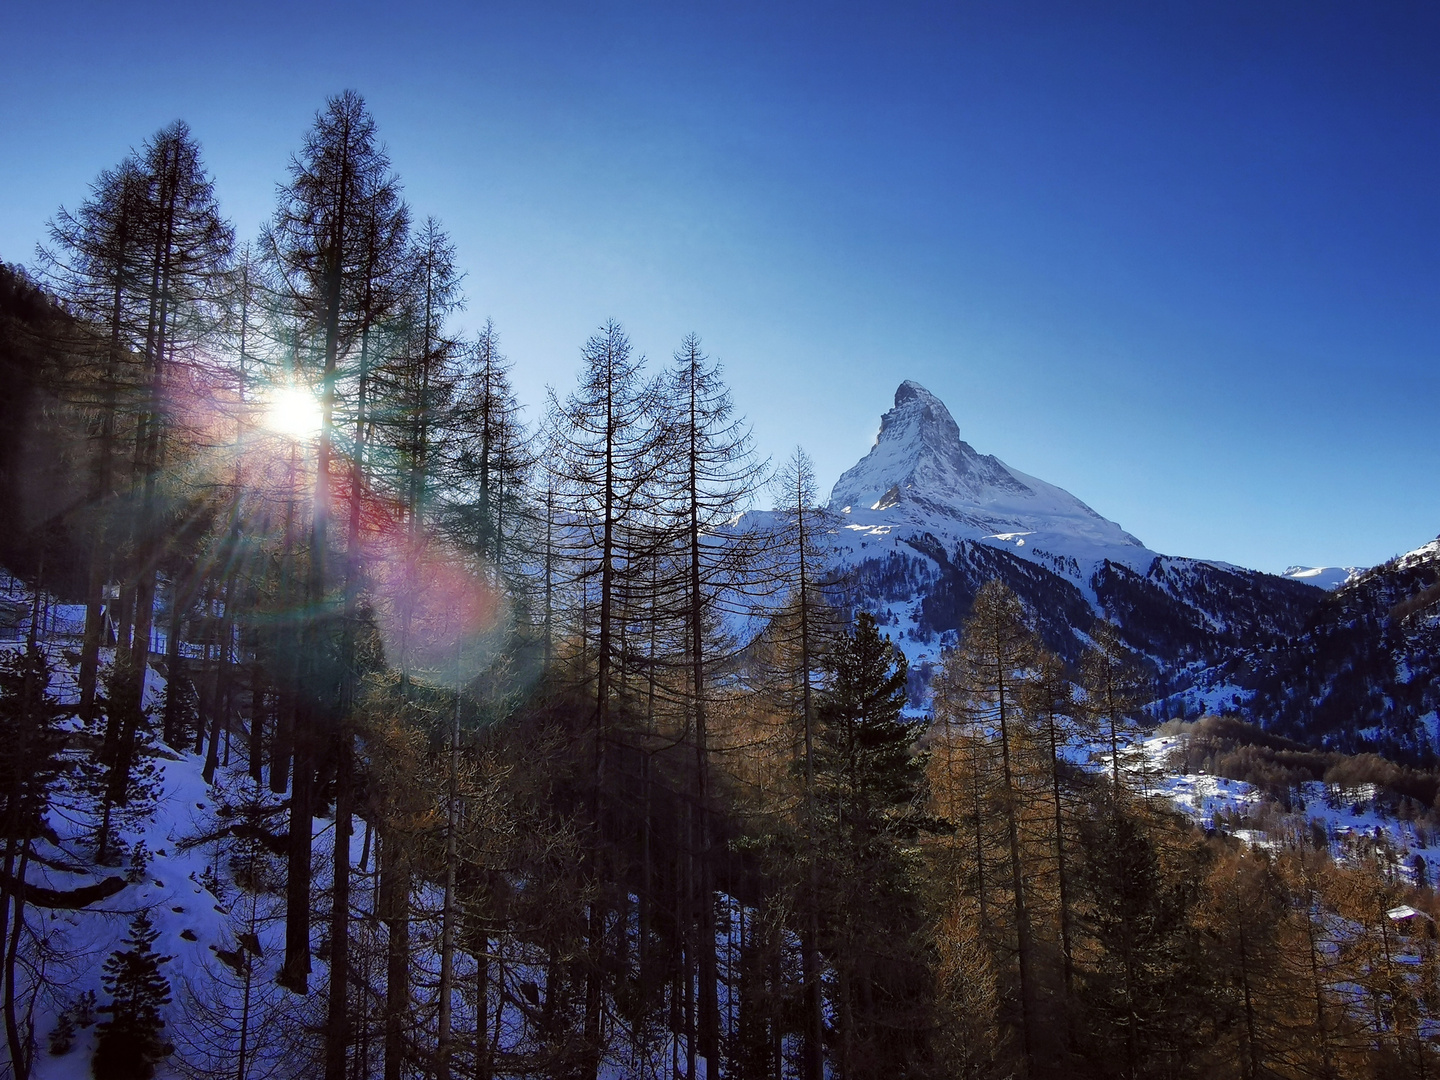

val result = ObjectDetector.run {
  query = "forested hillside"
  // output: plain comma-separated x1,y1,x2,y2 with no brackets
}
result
1251,540,1440,765
1,91,1437,1080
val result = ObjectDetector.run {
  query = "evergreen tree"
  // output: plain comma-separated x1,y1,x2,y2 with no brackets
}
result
815,611,923,844
1074,801,1207,1080
0,645,67,848
0,640,69,1080
813,611,931,1078
93,911,173,1080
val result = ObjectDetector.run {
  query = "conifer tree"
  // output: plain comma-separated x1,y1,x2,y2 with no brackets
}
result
37,159,148,726
0,640,68,1080
769,445,835,1080
943,579,1041,1070
1080,621,1149,792
443,321,532,583
38,123,232,755
119,122,234,688
264,88,406,1002
93,911,173,1080
1276,850,1348,1078
549,320,667,768
660,334,765,1072
1023,648,1081,1028
1074,801,1207,1080
548,321,673,1076
0,645,66,859
1198,848,1293,1080
813,610,930,1078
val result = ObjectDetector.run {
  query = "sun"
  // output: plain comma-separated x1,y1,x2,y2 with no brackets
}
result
262,385,324,440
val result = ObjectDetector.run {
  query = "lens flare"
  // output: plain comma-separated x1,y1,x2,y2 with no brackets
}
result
263,386,323,440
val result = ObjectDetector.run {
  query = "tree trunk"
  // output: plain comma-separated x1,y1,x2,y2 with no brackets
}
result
436,687,460,1080
3,844,32,1080
325,732,352,1079
381,832,410,1080
280,709,314,993
994,656,1036,1071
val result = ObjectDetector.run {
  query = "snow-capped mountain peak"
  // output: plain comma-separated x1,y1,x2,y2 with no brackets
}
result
830,380,1028,512
827,380,1146,557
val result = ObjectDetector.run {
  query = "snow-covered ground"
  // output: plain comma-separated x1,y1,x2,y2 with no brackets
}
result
1117,731,1440,884
1280,565,1367,590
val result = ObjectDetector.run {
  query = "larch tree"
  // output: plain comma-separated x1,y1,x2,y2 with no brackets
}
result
548,320,665,782
1022,648,1082,1033
38,123,232,848
120,121,234,687
945,579,1041,1071
36,157,149,727
659,333,766,1074
768,445,834,1080
1197,848,1293,1080
1080,620,1149,794
263,90,406,1030
444,321,532,582
94,123,232,865
548,320,668,1077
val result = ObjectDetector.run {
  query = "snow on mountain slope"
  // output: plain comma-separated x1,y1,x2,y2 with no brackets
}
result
1281,565,1366,590
1396,537,1440,571
827,381,1153,584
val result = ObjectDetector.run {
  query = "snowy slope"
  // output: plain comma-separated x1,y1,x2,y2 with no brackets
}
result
1281,565,1366,590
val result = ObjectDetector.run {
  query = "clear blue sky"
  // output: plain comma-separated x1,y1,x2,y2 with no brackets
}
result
2,1,1436,573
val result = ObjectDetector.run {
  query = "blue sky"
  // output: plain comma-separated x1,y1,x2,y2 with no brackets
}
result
2,1,1436,572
